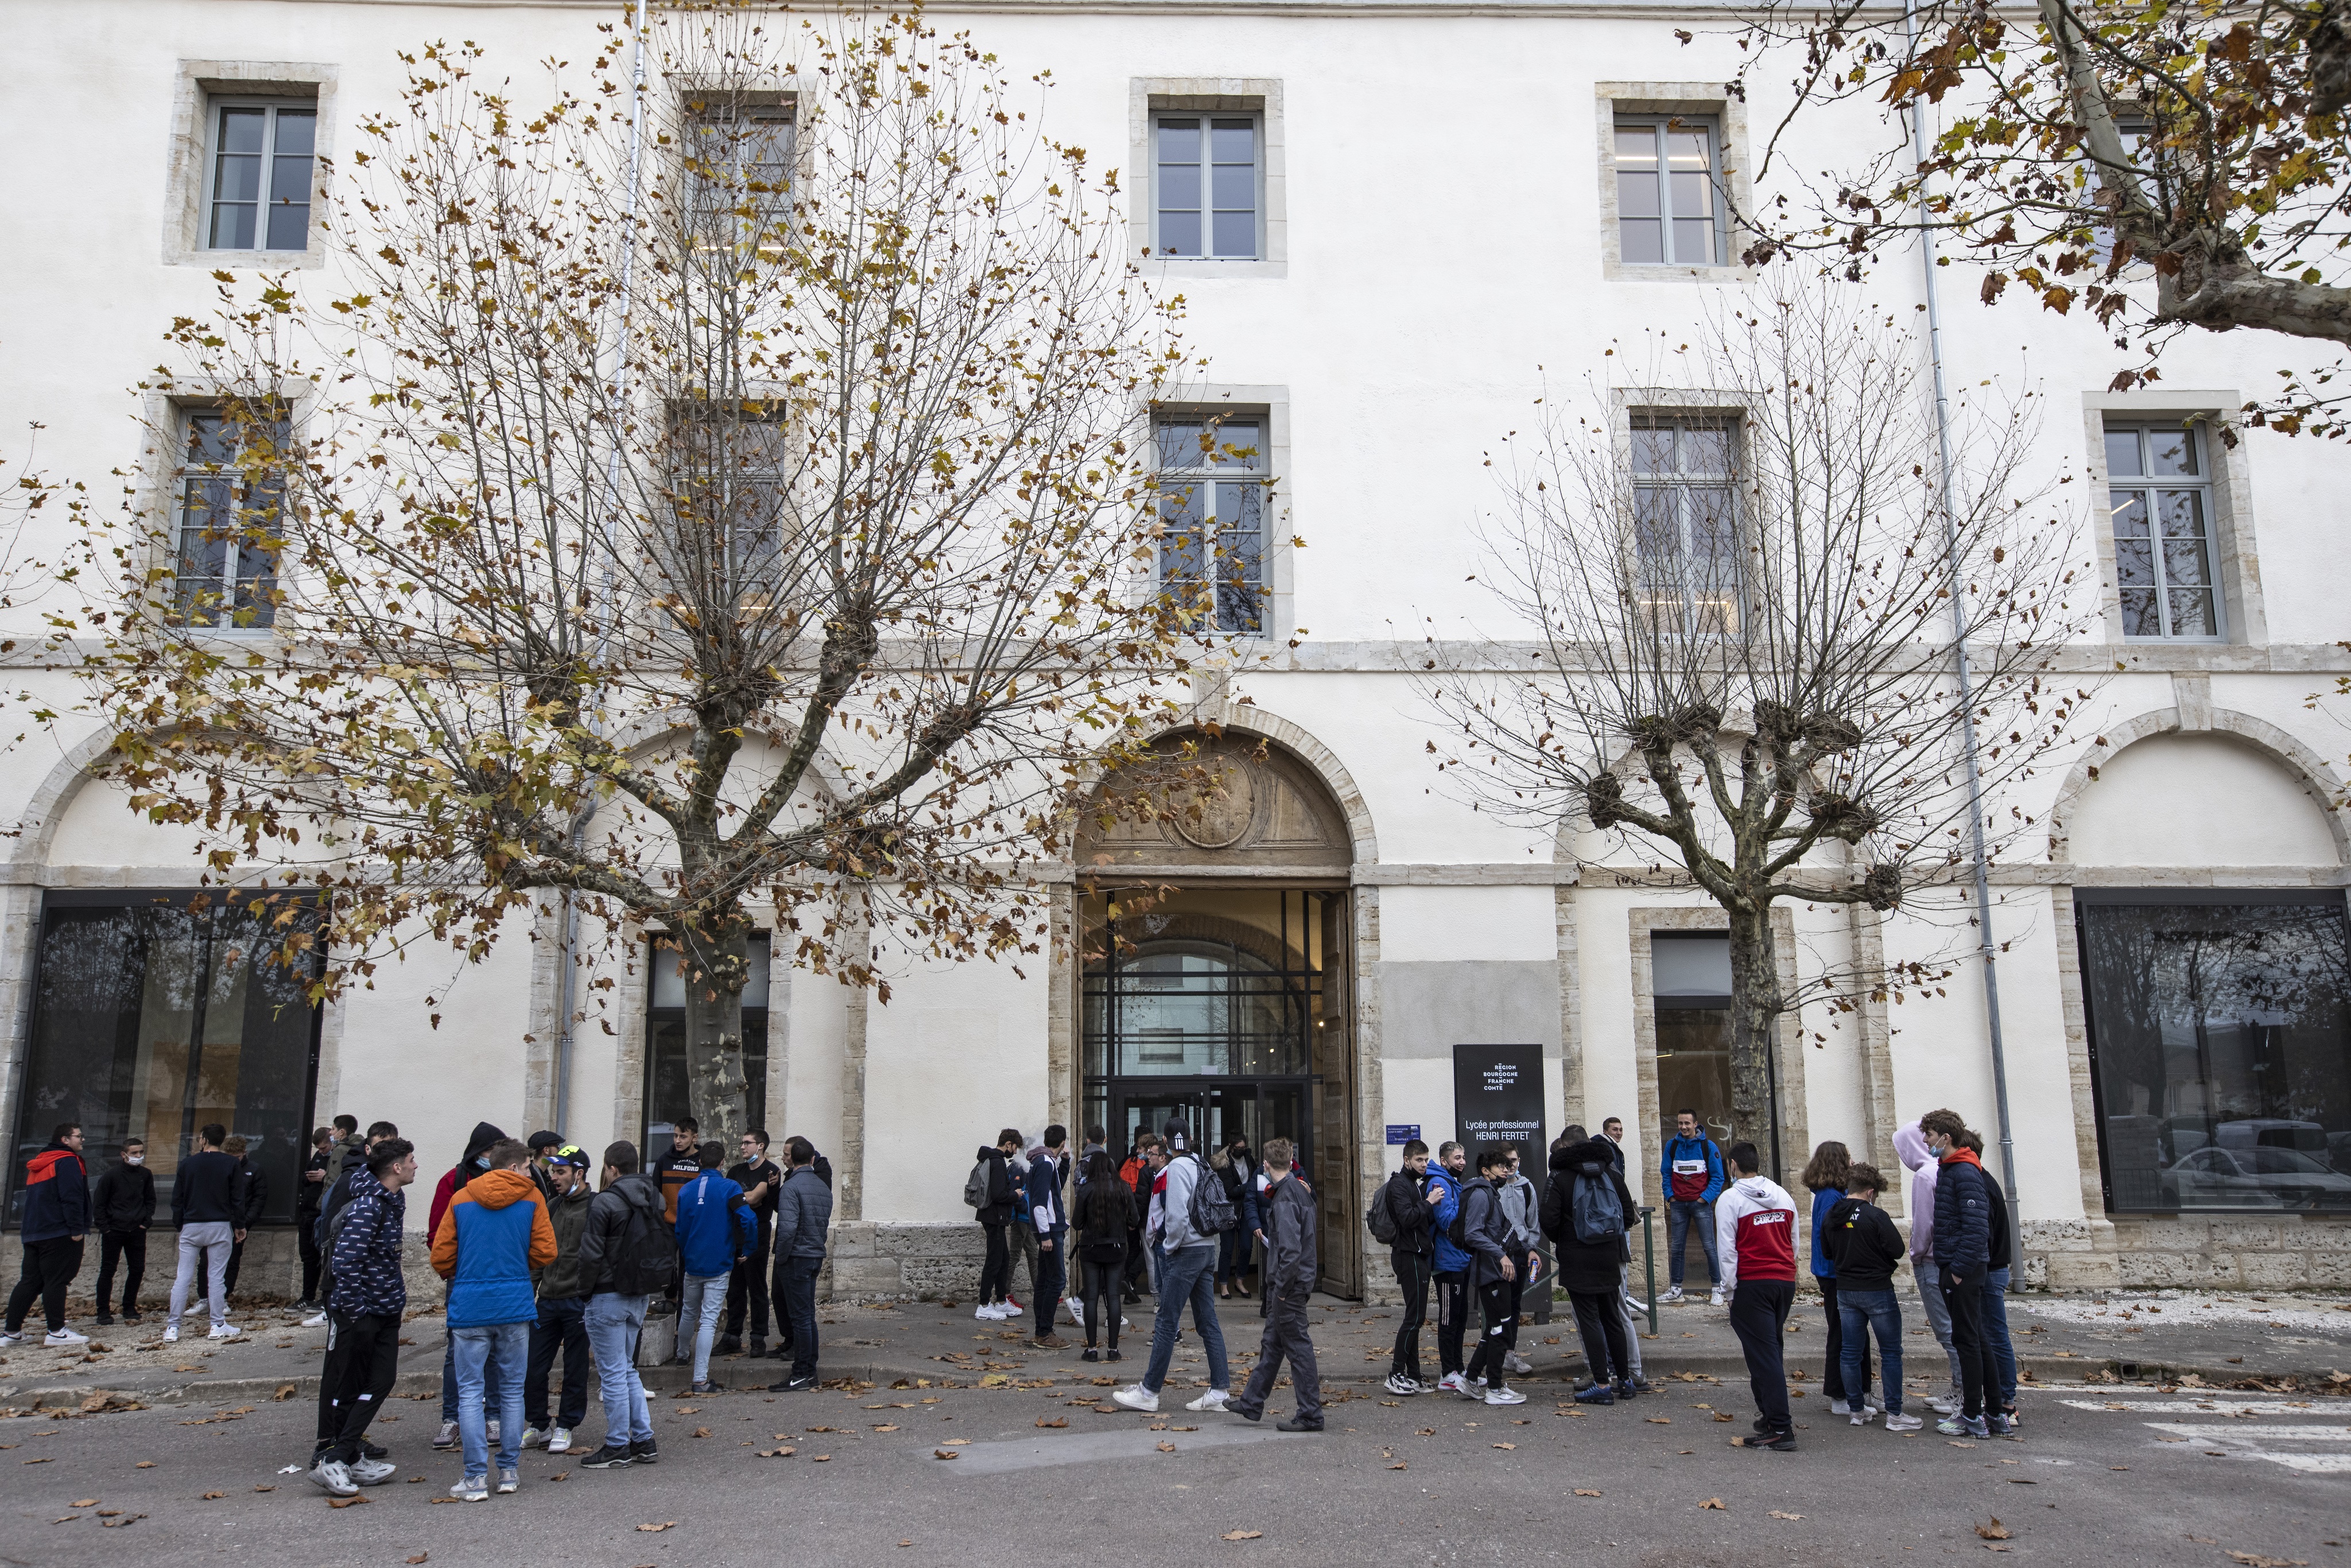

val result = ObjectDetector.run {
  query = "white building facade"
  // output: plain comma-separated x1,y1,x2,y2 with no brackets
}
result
3,0,2348,1302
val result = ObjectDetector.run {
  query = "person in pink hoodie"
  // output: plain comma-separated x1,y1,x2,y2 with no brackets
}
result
1894,1120,1963,1415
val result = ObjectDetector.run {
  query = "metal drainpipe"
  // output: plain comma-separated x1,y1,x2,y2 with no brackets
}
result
1903,0,2020,1229
556,0,651,1135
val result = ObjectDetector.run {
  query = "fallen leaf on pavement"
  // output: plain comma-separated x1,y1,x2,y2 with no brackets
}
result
274,1384,296,1401
135,1462,156,1469
1491,1442,1516,1450
933,1449,960,1460
1574,1489,1602,1497
100,1513,147,1527
201,1491,225,1500
1975,1520,2012,1541
1712,1413,1734,1422
1389,1461,1407,1470
254,1486,274,1493
635,1522,677,1532
1222,1531,1263,1541
1770,1511,1804,1520
874,1424,900,1432
691,1427,711,1438
549,1472,568,1482
758,1447,796,1458
941,1438,969,1445
71,1500,98,1508
328,1497,366,1509
22,1457,53,1465
1647,1418,1671,1424
1157,1442,1177,1452
408,1556,429,1565
1699,1497,1725,1510
812,1455,831,1462
1036,1418,1067,1429
2225,1555,2310,1568
1417,1428,1436,1436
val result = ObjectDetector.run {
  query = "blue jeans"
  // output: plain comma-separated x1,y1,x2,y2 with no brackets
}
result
1666,1200,1719,1286
1985,1266,2018,1410
452,1321,529,1480
583,1293,654,1447
1836,1286,1906,1415
1142,1242,1230,1396
680,1273,728,1384
440,1328,505,1423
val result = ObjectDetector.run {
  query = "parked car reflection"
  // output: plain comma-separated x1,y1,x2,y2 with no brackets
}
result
2159,1143,2351,1209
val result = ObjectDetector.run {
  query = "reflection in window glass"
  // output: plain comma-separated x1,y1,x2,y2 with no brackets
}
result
644,934,771,1144
1615,116,1722,266
1082,890,1332,1079
9,895,321,1225
177,410,290,628
2081,896,2351,1211
1154,413,1267,633
208,102,315,251
1631,414,1741,636
1155,114,1260,259
2106,422,2220,640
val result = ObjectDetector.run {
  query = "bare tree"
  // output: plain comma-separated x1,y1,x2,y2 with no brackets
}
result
1721,0,2351,434
1426,274,2093,1154
78,4,1213,1144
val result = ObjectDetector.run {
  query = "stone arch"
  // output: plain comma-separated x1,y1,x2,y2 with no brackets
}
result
1074,715,1371,875
1185,708,1378,867
2047,705,2349,864
5,724,129,873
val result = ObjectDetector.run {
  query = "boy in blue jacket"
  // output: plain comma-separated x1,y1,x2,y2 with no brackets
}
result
674,1142,756,1395
1658,1110,1728,1303
1427,1142,1471,1394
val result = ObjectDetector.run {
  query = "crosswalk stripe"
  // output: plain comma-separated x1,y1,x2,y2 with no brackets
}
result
2146,1423,2351,1442
2059,1400,2337,1415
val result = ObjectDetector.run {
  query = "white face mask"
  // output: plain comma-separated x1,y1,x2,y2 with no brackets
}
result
126,1154,145,1166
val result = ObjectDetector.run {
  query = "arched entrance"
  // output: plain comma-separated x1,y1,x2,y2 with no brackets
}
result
1075,731,1363,1295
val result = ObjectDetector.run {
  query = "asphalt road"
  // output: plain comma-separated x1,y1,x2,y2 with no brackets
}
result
2,1372,2344,1566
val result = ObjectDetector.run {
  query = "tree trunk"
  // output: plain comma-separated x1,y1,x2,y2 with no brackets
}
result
680,918,752,1149
1725,899,1783,1182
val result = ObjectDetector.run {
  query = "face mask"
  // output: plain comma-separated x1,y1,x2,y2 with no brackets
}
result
126,1154,145,1165
475,1154,491,1169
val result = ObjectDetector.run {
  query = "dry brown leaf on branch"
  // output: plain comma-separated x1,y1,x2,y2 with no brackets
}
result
1221,1531,1263,1541
1698,1497,1725,1510
1975,1519,2012,1541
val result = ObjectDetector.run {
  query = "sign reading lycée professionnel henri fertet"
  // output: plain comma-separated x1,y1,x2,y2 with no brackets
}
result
1450,1044,1546,1167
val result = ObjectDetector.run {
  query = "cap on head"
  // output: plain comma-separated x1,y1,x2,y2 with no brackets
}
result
527,1131,564,1152
1162,1118,1189,1152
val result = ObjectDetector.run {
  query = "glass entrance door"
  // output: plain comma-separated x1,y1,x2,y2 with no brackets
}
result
1104,1080,1313,1179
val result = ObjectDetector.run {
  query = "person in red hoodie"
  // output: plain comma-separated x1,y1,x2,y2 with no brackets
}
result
4,1123,90,1347
1714,1140,1800,1451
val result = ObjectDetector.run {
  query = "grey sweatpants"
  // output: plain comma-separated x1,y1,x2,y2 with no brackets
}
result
1912,1257,1964,1389
1233,1293,1322,1422
169,1222,235,1328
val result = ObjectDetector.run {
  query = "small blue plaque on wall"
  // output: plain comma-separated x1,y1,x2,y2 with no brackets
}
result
1384,1124,1421,1145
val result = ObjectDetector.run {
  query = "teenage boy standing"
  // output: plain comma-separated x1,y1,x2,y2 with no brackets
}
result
722,1131,782,1356
309,1136,417,1498
1225,1138,1323,1431
1428,1142,1471,1394
674,1141,756,1395
1025,1125,1072,1350
766,1136,833,1392
92,1138,155,1327
1658,1109,1727,1304
1378,1138,1439,1395
432,1138,557,1500
576,1142,676,1471
1921,1109,2001,1437
1716,1140,1800,1451
1822,1162,1922,1431
520,1146,596,1454
3,1123,89,1347
164,1123,246,1344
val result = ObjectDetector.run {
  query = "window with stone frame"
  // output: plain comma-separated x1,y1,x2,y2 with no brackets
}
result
174,406,291,628
1631,413,1742,636
1153,412,1268,634
2105,420,2222,641
202,97,317,252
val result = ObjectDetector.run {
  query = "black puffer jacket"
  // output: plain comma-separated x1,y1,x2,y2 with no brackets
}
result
1541,1139,1637,1295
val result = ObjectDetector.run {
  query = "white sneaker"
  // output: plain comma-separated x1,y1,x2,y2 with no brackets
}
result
1709,1287,1726,1306
1436,1372,1467,1395
162,1324,180,1343
1111,1384,1160,1413
1384,1372,1423,1396
486,1419,499,1443
1504,1351,1533,1376
434,1420,459,1449
546,1427,572,1454
302,1310,328,1328
309,1458,358,1497
1068,1300,1085,1325
1661,1285,1685,1303
44,1328,90,1347
0,1329,20,1345
207,1322,240,1340
1848,1406,1876,1426
1883,1411,1925,1432
519,1426,545,1451
448,1477,489,1503
495,1468,519,1495
1185,1389,1230,1413
1484,1385,1528,1406
1000,1300,1023,1318
1926,1392,1958,1415
350,1457,397,1486
975,1303,1004,1321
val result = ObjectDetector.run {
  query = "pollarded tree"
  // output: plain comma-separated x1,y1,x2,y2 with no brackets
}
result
1721,0,2351,434
1425,274,2093,1160
77,4,1211,1146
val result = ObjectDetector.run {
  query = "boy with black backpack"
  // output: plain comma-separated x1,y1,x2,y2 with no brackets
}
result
1112,1119,1234,1415
1371,1139,1438,1395
1456,1147,1528,1406
1542,1127,1640,1404
575,1142,678,1470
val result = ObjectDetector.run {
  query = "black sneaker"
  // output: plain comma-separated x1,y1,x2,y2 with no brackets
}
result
96,1313,115,1327
771,1375,817,1392
123,1312,142,1324
1228,1403,1263,1423
1745,1430,1797,1451
1275,1415,1324,1433
1752,1415,1774,1434
689,1380,722,1396
1106,1349,1123,1362
579,1443,633,1469
361,1440,389,1461
716,1333,742,1356
629,1438,660,1466
749,1337,767,1359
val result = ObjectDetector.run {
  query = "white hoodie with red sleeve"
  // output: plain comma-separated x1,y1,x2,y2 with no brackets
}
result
1714,1173,1799,1293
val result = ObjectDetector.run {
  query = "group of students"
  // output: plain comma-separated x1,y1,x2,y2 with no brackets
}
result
2,1119,278,1349
303,1115,837,1501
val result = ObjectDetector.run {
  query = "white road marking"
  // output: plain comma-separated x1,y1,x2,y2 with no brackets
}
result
2038,1390,2351,1474
2145,1423,2351,1442
2058,1400,2333,1415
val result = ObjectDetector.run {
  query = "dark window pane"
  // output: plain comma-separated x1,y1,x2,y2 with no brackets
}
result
1156,422,1206,469
1214,423,1262,467
1157,119,1201,161
2113,535,2156,588
2160,534,2213,589
214,151,262,204
1633,484,1681,560
1210,119,1255,161
1631,425,1674,475
2081,900,2351,1212
2156,488,2207,542
2166,587,2217,637
265,197,310,251
2117,584,2162,638
1680,425,1732,475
